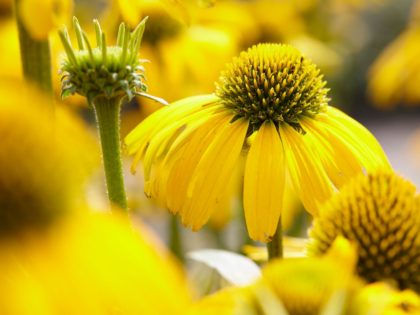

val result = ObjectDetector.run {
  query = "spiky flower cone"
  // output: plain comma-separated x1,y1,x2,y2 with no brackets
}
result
308,171,420,293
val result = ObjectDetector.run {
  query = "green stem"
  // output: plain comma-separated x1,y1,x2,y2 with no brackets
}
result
169,214,184,261
93,97,127,211
14,0,53,96
267,217,283,260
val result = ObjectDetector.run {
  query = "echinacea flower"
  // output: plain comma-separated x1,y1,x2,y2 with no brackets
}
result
126,43,390,242
0,79,97,235
308,171,420,293
0,212,191,315
17,0,73,40
348,282,420,315
188,237,361,315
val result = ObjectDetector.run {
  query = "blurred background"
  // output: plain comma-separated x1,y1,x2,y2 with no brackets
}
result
2,0,420,259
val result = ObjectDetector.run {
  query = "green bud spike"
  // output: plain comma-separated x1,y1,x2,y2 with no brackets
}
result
73,16,85,50
58,16,154,104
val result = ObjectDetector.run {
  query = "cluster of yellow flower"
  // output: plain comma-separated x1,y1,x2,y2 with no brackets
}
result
0,0,419,314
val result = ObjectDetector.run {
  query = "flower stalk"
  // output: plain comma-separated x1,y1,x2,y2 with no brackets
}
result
14,0,53,97
93,96,127,210
58,17,162,211
267,218,283,260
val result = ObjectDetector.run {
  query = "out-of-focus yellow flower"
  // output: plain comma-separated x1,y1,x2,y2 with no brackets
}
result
244,0,305,43
112,0,187,29
126,43,390,242
368,0,420,108
368,25,420,107
0,212,191,314
142,25,237,104
0,78,98,235
258,237,359,315
17,0,73,40
0,19,22,78
102,0,239,111
189,237,361,315
348,283,420,315
0,0,12,10
309,171,420,293
188,0,259,47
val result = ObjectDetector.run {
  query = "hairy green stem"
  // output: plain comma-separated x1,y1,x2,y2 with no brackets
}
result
93,97,127,210
14,0,53,96
267,217,283,260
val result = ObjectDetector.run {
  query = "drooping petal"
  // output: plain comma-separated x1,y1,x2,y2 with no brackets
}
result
157,112,230,214
243,121,286,242
125,94,219,172
280,123,334,216
301,118,363,189
317,107,391,171
142,104,221,181
181,116,249,230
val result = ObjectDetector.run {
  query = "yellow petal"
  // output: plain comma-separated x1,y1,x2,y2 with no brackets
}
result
181,116,248,230
318,107,391,171
301,118,363,189
280,123,334,216
18,0,72,40
154,112,229,213
125,94,219,173
243,121,285,242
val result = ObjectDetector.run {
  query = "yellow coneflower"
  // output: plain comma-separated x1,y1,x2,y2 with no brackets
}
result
0,79,97,235
126,43,390,242
308,171,420,293
348,282,420,315
0,212,191,314
188,237,361,315
367,0,420,107
16,0,73,40
256,237,360,315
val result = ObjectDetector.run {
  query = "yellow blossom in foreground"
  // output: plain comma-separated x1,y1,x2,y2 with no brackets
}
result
188,237,361,315
309,171,420,293
0,212,191,314
126,43,390,242
0,79,97,235
348,283,420,315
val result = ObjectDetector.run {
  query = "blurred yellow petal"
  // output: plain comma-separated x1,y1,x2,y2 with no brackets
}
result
244,121,285,242
0,79,98,234
18,0,73,40
0,212,191,314
368,26,420,107
349,282,420,315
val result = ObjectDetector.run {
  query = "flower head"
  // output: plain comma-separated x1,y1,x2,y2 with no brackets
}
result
126,43,390,242
216,44,329,134
59,17,148,104
308,171,420,293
